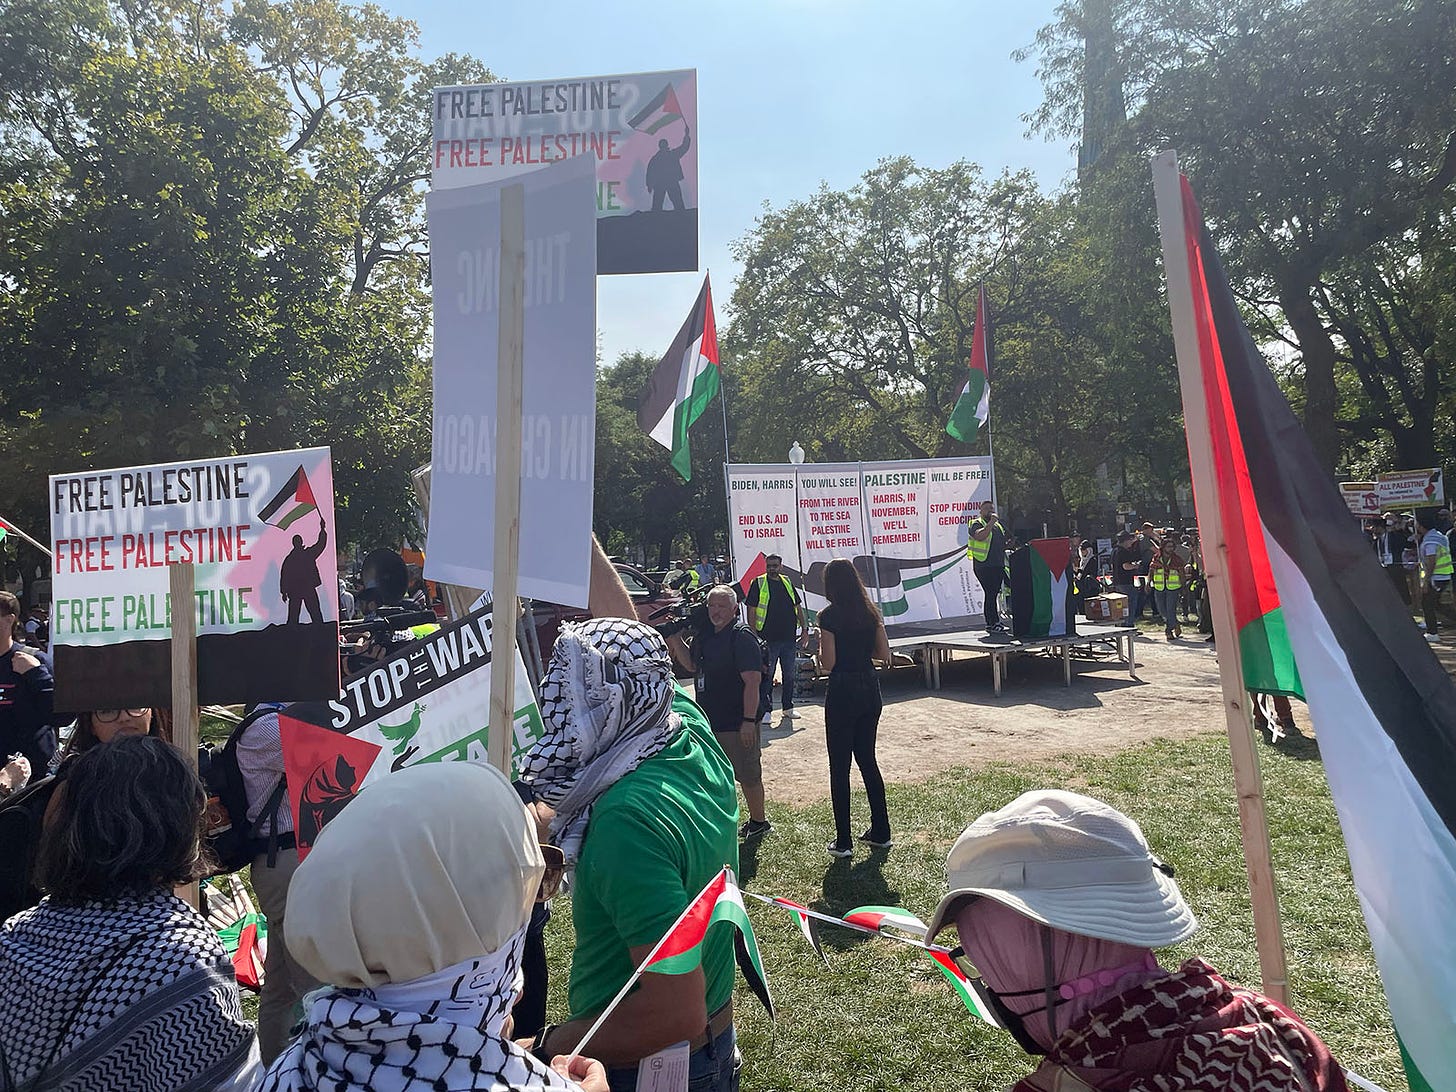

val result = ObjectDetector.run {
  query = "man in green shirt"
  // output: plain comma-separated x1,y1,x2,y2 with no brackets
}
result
520,543,742,1092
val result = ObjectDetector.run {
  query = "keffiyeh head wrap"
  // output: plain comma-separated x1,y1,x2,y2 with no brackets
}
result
517,617,679,862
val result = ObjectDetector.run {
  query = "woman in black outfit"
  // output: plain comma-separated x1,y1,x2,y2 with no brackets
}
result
817,559,892,857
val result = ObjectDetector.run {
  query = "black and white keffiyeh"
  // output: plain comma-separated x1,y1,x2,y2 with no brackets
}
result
260,923,581,1092
516,617,678,863
0,890,260,1092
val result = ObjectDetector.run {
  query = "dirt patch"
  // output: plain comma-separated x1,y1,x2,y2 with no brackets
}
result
758,633,1237,806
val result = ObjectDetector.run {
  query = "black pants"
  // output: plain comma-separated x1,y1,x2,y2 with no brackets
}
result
1423,581,1448,635
1386,564,1412,606
974,561,1004,628
824,671,888,847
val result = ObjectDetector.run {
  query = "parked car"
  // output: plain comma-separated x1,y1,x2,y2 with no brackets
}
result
526,562,681,663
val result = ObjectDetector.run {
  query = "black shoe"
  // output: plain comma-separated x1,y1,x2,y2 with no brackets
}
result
859,830,893,848
739,819,773,841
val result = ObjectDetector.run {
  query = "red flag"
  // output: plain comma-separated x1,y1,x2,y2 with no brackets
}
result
279,710,382,859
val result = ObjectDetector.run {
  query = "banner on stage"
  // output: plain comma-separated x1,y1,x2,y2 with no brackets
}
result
432,69,698,274
425,155,597,607
48,448,339,709
727,457,994,626
279,604,545,858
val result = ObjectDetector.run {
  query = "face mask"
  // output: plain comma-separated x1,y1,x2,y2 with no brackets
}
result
951,927,1063,1055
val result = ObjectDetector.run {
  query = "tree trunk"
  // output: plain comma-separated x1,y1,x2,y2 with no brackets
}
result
1280,285,1341,475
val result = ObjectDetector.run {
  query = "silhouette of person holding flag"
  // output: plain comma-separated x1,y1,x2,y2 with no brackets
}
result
646,125,691,212
280,521,328,625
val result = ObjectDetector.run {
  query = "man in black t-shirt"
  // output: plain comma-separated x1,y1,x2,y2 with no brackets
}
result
1112,532,1143,622
0,592,55,776
668,586,771,840
968,501,1009,632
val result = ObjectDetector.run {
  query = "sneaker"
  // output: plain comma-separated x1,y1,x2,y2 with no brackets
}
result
826,841,852,858
739,819,773,840
780,709,800,720
859,830,893,849
1425,633,1440,643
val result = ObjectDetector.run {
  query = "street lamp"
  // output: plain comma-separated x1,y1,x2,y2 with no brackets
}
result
788,441,805,465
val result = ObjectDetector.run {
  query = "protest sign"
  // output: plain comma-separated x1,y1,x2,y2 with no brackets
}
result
279,604,546,857
425,154,597,607
432,69,698,274
48,448,338,709
1339,482,1380,517
727,458,995,627
1375,468,1444,508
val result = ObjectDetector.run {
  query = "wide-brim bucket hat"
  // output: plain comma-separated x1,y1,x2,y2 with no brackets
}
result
925,790,1198,947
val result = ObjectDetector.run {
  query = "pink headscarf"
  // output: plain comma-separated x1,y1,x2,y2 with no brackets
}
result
955,898,1166,1050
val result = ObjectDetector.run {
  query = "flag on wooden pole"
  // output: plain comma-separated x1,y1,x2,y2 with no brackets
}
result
638,275,721,481
946,284,992,443
1156,159,1456,1092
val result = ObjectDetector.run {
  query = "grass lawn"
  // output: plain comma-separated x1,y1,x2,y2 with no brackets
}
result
541,731,1407,1091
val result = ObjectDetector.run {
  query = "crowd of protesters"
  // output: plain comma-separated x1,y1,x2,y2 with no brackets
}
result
0,526,1370,1092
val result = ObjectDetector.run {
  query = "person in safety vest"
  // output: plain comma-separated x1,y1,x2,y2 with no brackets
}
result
967,501,1009,633
744,555,808,727
1415,508,1452,641
1147,538,1187,641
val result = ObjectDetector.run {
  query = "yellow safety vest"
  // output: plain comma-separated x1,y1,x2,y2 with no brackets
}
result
966,519,1004,563
748,574,796,632
1149,562,1183,591
1432,536,1454,578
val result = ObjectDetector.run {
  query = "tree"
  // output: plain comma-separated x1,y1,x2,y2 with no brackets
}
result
0,0,491,547
1021,0,1456,474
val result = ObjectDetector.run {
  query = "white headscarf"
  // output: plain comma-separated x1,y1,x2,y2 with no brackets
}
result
260,762,582,1092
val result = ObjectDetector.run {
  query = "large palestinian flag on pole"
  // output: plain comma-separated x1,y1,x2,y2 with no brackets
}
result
946,284,991,443
638,274,721,481
1159,164,1456,1092
1009,539,1076,639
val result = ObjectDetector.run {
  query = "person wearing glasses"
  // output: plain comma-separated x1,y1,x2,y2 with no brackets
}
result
55,706,171,764
925,790,1349,1091
259,761,606,1092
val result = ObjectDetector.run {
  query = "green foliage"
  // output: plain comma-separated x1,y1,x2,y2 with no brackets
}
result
0,0,492,548
1022,0,1456,475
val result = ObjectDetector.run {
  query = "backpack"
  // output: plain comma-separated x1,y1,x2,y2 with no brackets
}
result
201,706,291,874
0,774,61,921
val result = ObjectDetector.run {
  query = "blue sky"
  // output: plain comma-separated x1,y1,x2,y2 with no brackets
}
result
389,0,1075,364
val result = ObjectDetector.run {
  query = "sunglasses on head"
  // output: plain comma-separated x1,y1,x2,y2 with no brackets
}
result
537,844,565,903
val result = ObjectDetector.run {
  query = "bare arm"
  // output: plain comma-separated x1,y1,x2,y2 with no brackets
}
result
739,670,761,723
666,632,696,672
969,521,992,541
588,536,635,620
542,956,708,1065
873,621,891,666
818,629,836,673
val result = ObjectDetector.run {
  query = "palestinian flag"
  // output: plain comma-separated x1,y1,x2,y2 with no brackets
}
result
1009,539,1076,639
844,904,929,939
642,867,773,1017
946,284,992,443
627,83,685,135
203,874,268,992
638,275,720,482
0,519,9,543
258,466,319,531
924,948,1000,1027
1162,169,1456,1092
768,897,828,965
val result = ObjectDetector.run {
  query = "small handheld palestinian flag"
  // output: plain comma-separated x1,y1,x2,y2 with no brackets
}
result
572,867,771,1058
638,275,720,482
764,896,828,965
844,904,929,939
1156,157,1456,1092
946,284,992,444
258,466,320,531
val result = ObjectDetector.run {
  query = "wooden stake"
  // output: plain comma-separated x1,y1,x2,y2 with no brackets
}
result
169,562,200,908
1150,150,1290,1005
488,182,525,775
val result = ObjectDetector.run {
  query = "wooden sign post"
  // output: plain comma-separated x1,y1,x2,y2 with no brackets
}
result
1151,149,1290,1005
487,181,526,776
169,562,200,907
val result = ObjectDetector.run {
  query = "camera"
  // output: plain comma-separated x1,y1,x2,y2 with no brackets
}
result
654,598,710,639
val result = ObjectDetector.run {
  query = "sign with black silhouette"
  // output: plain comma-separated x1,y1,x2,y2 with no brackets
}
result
432,69,698,274
1008,539,1077,640
47,447,338,709
278,604,545,857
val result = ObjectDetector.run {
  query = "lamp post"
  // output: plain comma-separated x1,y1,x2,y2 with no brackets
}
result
788,441,805,465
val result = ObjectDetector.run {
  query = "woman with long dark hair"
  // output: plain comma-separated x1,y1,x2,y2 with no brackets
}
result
56,707,171,764
818,559,892,857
